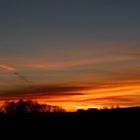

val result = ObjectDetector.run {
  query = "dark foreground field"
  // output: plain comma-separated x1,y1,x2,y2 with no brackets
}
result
0,107,140,134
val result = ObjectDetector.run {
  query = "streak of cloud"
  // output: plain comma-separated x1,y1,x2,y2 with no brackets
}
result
25,54,139,70
0,64,30,83
0,85,85,97
0,64,16,71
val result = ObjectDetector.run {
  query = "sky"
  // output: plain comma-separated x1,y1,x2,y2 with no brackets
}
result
0,0,140,111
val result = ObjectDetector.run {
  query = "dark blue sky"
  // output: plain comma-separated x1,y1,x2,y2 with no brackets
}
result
0,0,140,51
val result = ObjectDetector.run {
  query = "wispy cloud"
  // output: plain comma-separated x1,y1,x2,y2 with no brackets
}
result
25,54,139,70
80,95,135,102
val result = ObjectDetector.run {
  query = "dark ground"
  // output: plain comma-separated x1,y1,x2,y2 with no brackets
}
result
0,107,139,137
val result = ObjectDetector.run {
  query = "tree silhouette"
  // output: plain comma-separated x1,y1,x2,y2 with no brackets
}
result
2,100,66,113
87,108,98,112
76,109,86,113
4,101,17,113
16,99,26,113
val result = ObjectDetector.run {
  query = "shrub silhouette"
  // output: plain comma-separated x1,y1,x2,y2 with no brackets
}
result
76,109,86,113
2,100,66,113
87,108,98,112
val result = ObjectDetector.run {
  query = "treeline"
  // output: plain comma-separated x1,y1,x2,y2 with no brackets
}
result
0,100,66,113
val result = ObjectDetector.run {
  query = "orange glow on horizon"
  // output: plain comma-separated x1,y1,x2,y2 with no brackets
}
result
0,80,139,112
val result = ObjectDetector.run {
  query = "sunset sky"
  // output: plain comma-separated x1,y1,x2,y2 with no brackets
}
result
0,0,140,111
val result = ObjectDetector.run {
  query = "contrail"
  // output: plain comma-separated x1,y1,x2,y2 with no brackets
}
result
0,64,30,83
